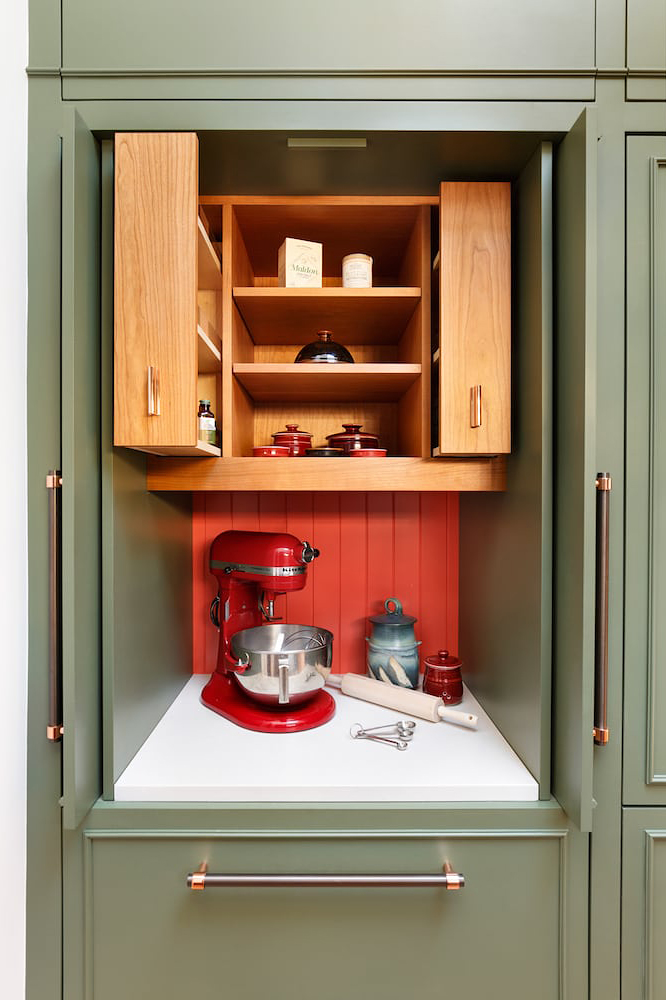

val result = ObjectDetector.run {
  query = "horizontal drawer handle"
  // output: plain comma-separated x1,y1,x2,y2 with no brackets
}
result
187,861,464,891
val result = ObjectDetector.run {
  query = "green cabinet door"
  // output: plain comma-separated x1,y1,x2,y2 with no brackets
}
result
622,809,666,999
551,109,598,833
60,108,102,829
624,136,666,807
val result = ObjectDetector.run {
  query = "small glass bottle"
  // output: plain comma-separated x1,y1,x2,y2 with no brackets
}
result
197,400,217,446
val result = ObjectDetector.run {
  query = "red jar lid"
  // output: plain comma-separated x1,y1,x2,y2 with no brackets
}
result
272,423,312,443
424,649,462,671
325,423,379,451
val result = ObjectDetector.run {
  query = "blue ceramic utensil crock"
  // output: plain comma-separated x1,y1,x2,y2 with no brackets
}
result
366,597,421,689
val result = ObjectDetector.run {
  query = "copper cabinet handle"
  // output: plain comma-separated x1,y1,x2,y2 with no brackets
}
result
187,862,465,890
46,471,63,742
147,365,161,416
594,473,612,746
470,385,482,428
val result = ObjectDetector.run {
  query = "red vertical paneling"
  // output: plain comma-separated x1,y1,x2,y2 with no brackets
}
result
445,493,460,653
195,493,233,674
311,494,341,670
366,492,396,621
192,490,459,680
284,493,315,629
419,493,454,665
258,493,288,620
230,492,260,530
192,493,209,674
393,493,422,659
339,494,368,673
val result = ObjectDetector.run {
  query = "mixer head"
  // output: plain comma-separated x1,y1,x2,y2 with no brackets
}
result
209,529,319,594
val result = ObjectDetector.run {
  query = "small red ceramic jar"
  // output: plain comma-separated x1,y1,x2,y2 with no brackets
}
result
252,446,290,457
348,448,387,457
422,649,463,705
271,424,312,456
325,423,379,452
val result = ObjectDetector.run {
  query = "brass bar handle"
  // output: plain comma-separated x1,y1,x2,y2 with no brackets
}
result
187,862,465,891
594,473,612,746
470,385,482,428
46,471,63,742
147,365,161,416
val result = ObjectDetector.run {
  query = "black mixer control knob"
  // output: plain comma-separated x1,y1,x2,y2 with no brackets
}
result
301,541,320,564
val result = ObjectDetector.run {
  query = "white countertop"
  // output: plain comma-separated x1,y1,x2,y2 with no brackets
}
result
115,676,538,803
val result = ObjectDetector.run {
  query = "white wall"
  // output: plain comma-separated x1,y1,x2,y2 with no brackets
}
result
0,1,29,998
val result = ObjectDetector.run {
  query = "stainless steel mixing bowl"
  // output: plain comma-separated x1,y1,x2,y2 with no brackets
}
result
230,624,333,707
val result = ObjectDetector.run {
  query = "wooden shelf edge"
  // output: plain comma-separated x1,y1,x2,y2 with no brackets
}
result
117,441,222,457
198,217,222,289
233,363,421,375
232,362,422,402
197,324,222,372
233,286,421,300
146,455,507,492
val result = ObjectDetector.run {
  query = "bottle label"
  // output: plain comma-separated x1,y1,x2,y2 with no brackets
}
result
198,415,217,445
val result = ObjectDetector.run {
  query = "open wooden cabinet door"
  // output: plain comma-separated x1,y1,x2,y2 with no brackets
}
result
551,108,598,832
60,108,102,830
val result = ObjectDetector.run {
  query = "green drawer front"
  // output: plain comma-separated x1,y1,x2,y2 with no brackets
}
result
82,831,566,1000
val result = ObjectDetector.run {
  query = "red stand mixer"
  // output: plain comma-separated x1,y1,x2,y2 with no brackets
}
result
202,530,336,733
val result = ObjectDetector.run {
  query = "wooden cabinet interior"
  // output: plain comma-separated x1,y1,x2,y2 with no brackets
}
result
114,134,511,487
210,196,433,461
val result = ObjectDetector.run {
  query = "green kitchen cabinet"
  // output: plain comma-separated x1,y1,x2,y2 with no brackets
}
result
59,0,597,103
624,136,666,807
25,5,649,1000
61,804,587,1000
626,0,666,100
47,99,599,1000
621,810,666,1000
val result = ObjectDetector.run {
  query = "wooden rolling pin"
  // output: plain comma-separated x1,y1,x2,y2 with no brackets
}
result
327,673,478,729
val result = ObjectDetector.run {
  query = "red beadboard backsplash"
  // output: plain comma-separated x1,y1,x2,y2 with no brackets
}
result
192,492,459,676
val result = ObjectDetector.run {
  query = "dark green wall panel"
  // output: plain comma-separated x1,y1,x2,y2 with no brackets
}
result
60,0,595,75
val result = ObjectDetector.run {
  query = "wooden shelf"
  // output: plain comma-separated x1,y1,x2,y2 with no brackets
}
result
146,455,507,492
198,217,222,289
197,324,221,373
232,363,421,403
232,287,421,345
137,440,222,457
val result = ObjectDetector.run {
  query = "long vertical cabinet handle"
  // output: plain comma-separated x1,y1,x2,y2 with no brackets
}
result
147,365,161,416
593,473,612,746
46,471,63,742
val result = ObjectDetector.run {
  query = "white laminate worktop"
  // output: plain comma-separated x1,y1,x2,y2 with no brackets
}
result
114,675,538,803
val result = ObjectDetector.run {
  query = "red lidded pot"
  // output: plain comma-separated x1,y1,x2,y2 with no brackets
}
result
325,423,379,453
422,649,463,705
271,424,313,456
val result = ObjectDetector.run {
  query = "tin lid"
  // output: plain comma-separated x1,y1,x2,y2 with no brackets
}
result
424,649,462,669
368,597,417,626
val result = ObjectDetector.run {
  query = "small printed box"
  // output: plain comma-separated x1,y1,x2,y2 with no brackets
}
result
278,237,323,287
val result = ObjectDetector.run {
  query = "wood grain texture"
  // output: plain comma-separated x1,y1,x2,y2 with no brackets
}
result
233,287,421,344
147,455,507,491
439,182,511,455
197,217,222,289
253,402,397,455
191,491,457,675
114,132,199,448
233,363,421,403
